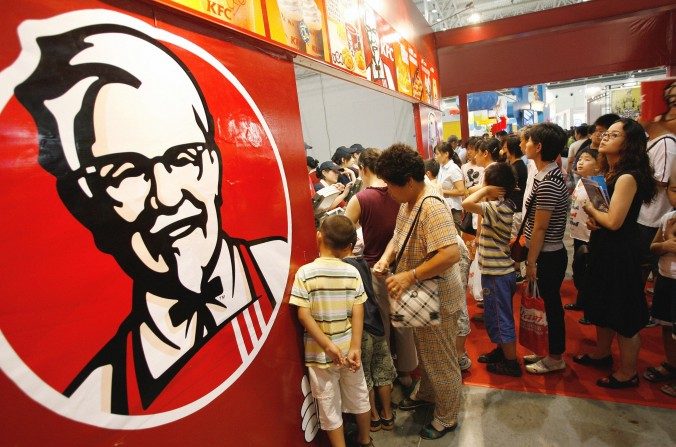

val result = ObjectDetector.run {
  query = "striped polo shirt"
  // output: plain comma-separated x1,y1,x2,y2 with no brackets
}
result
289,257,367,368
524,163,569,251
478,199,515,275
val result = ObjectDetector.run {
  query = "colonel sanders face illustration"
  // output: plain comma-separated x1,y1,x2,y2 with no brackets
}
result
1,10,291,428
15,27,224,296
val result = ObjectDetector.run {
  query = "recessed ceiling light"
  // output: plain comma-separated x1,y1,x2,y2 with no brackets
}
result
432,9,437,13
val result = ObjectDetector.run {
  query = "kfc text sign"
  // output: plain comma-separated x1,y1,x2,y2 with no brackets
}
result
0,4,314,444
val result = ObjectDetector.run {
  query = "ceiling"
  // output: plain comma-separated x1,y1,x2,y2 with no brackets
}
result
414,0,589,31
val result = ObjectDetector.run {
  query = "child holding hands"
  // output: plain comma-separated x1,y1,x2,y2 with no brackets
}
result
290,215,374,447
462,163,521,377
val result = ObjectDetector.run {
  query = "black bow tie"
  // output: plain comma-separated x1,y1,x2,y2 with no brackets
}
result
168,279,225,338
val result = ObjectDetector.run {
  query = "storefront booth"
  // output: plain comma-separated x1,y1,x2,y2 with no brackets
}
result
0,1,440,445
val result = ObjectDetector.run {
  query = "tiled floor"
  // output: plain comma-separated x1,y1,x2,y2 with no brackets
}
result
366,385,675,446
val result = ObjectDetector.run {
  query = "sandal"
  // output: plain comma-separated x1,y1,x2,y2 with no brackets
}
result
419,422,457,440
596,374,639,389
660,383,676,397
380,414,395,431
643,362,676,383
369,418,381,432
573,354,613,368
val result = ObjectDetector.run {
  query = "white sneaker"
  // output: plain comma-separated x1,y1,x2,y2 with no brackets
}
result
525,357,566,374
523,354,542,365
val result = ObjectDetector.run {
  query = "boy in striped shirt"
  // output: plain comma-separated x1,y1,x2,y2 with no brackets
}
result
462,163,522,377
290,215,374,447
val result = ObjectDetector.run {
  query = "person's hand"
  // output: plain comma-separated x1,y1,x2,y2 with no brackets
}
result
334,182,345,193
372,259,390,277
585,216,600,231
483,185,506,198
525,262,537,282
339,182,353,198
324,342,345,367
385,270,415,301
346,348,361,372
581,202,597,215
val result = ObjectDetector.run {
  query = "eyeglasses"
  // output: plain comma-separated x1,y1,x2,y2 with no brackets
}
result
72,143,208,191
600,132,623,140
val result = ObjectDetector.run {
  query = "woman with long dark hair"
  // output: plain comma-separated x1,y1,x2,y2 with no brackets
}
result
574,118,657,389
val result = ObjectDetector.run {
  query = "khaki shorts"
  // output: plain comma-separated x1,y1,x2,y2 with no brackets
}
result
308,364,370,431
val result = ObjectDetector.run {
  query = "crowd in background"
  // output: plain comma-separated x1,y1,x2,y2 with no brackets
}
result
297,115,675,446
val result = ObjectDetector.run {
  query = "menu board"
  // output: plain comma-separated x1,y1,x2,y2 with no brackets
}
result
157,0,265,35
408,45,422,101
430,65,440,108
153,0,441,107
394,39,411,96
325,0,367,77
267,0,328,60
362,5,396,91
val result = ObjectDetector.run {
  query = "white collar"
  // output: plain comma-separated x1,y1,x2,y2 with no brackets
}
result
534,162,558,180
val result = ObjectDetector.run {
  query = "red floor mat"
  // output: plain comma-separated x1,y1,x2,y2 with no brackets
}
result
462,280,676,410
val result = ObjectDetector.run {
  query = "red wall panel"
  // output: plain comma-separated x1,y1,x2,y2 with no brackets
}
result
0,0,318,445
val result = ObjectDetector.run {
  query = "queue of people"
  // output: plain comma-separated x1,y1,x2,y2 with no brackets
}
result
294,116,675,447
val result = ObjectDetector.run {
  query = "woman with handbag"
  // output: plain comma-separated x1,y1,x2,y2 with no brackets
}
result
522,123,571,374
574,118,657,388
372,144,464,440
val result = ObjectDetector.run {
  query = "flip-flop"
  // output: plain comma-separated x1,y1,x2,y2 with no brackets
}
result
369,419,381,432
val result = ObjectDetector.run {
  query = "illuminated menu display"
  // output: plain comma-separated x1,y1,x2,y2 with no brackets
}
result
152,0,440,107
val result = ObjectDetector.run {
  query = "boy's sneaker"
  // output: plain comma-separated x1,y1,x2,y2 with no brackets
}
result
487,359,522,377
478,347,504,364
459,353,472,371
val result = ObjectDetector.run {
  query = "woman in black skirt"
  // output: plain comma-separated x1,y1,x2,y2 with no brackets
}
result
574,118,657,389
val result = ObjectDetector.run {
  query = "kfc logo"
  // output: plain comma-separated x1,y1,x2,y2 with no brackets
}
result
0,10,291,428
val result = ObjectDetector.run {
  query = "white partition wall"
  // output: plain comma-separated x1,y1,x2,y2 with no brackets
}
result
295,65,416,162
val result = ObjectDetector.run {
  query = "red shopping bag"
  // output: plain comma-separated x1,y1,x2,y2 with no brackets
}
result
519,282,548,357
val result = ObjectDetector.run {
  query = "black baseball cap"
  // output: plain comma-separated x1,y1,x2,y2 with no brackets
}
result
349,143,365,153
333,146,351,159
319,161,341,173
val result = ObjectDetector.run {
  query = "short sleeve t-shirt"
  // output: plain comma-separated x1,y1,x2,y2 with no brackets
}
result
478,200,515,275
638,134,676,227
289,257,367,368
438,160,464,210
524,163,569,249
461,162,484,189
658,210,676,279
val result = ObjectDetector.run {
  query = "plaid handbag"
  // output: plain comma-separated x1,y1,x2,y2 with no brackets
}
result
389,196,442,328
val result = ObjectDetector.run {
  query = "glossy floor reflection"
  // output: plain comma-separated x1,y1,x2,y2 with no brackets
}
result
365,385,675,446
